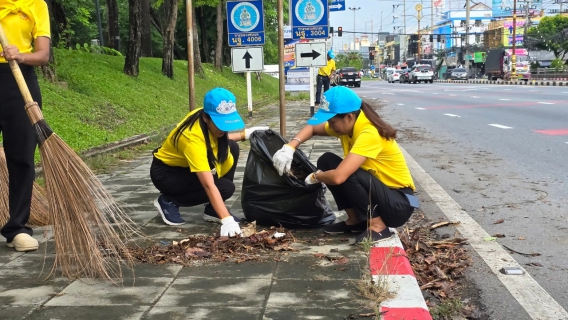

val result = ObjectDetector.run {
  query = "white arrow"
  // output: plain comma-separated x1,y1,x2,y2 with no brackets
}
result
330,4,343,9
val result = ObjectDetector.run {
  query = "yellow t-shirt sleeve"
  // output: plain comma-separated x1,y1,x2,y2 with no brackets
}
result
183,133,211,173
350,129,381,158
33,1,51,39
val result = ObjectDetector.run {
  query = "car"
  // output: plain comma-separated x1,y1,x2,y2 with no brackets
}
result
409,64,434,83
450,68,468,80
399,68,411,83
387,70,401,83
334,67,362,87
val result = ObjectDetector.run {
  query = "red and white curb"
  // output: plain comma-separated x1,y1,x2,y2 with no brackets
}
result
370,232,432,320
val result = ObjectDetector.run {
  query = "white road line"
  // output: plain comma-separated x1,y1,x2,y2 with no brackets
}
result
471,96,480,98
397,103,405,106
499,98,511,101
538,102,555,105
401,147,568,320
416,107,426,110
489,124,513,129
449,94,456,96
504,89,511,91
432,92,439,95
372,98,377,100
444,113,461,117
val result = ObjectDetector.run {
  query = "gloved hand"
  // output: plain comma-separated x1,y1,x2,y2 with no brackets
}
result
305,170,322,185
220,216,242,237
244,126,270,140
272,144,295,176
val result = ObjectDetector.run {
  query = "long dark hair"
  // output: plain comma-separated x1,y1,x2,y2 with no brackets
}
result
171,110,229,164
334,101,397,140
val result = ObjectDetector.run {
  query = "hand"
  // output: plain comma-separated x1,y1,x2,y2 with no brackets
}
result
272,144,295,176
220,217,242,237
244,126,269,140
305,170,322,185
0,45,24,63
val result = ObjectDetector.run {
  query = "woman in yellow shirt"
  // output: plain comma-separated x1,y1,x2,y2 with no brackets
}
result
273,86,418,243
151,88,267,237
0,0,51,252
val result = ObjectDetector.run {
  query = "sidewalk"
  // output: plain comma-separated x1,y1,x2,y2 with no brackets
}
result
0,102,430,319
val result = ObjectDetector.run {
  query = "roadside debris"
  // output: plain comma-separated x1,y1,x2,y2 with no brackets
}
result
502,245,541,257
430,221,460,230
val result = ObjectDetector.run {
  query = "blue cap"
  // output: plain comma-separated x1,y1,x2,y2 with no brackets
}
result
203,88,245,132
327,50,335,59
307,86,362,125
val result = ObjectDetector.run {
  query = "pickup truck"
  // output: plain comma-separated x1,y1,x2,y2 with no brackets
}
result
334,67,362,88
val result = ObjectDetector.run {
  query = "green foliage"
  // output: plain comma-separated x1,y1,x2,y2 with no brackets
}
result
35,49,279,162
551,58,565,71
527,15,568,60
71,43,123,56
335,52,363,70
530,60,540,71
430,298,464,320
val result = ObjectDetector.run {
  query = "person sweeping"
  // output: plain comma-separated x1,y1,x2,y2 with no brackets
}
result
272,86,419,243
315,50,336,106
0,0,50,252
151,88,268,237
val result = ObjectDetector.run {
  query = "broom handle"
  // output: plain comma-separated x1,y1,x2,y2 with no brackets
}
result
0,23,36,105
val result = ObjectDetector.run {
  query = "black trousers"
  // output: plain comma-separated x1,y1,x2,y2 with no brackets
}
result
317,152,414,228
0,64,41,242
315,74,330,105
150,140,239,213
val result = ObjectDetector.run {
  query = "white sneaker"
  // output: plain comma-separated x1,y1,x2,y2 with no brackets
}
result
6,233,39,252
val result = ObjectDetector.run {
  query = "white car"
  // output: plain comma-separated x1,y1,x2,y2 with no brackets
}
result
387,70,401,83
409,64,434,83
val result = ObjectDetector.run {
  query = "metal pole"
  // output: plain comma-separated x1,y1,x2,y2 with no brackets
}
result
95,0,104,46
246,72,253,118
277,0,286,136
403,0,407,35
349,7,361,51
186,0,196,110
511,0,518,80
431,0,434,38
417,10,421,61
465,0,470,76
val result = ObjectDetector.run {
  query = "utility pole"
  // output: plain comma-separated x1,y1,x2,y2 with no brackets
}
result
95,0,104,46
349,7,361,51
523,0,532,45
511,0,518,80
416,4,422,62
465,0,470,76
277,0,286,136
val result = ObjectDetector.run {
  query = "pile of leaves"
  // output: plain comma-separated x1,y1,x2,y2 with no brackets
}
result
129,226,295,265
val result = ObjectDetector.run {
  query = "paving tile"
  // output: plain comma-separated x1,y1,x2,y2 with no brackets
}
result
265,279,357,309
27,305,147,320
0,305,36,319
176,260,276,279
154,277,271,307
146,306,262,320
275,255,367,281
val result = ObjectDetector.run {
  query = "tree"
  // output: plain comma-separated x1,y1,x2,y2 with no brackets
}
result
140,0,152,56
106,0,120,51
191,5,204,76
124,0,142,76
527,15,568,61
214,0,224,70
161,0,178,78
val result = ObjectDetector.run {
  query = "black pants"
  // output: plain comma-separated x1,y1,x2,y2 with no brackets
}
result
0,64,41,242
315,74,330,105
150,140,239,213
317,152,414,228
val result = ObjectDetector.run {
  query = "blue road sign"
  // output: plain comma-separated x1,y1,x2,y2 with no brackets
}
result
330,0,345,12
227,0,265,46
290,0,329,40
370,65,375,70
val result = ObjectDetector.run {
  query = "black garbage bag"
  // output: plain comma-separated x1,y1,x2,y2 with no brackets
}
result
241,130,336,228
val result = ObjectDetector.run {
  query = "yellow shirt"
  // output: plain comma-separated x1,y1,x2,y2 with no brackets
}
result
325,111,415,190
318,58,336,76
0,0,50,63
154,108,234,177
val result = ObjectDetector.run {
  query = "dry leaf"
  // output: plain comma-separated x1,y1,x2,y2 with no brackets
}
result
517,236,526,240
493,234,506,238
334,257,350,265
493,219,505,224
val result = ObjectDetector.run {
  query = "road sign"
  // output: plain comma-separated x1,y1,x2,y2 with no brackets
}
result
227,0,265,47
330,0,345,11
370,65,375,70
231,46,264,72
290,0,329,40
295,42,327,67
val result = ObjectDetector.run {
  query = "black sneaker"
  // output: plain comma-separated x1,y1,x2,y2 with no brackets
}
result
202,204,241,223
154,195,185,226
323,221,367,235
355,228,394,244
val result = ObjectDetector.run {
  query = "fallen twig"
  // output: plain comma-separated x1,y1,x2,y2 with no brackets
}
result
502,245,541,257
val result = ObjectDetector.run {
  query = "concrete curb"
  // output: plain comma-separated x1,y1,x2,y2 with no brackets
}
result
371,233,432,319
434,79,568,86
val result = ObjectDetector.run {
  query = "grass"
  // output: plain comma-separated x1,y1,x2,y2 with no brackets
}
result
430,298,464,320
35,49,281,161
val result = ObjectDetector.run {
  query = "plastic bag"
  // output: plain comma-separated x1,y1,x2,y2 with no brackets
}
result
241,130,336,228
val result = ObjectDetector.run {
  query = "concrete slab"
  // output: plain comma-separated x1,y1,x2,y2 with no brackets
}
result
0,305,36,319
275,255,367,281
147,306,262,320
176,260,276,279
27,305,148,320
263,307,371,319
266,279,356,309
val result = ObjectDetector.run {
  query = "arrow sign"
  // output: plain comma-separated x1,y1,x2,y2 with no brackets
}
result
330,0,345,12
330,4,343,10
243,51,253,69
300,50,321,60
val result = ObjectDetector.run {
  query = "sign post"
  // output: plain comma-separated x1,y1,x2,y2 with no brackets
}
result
227,0,265,118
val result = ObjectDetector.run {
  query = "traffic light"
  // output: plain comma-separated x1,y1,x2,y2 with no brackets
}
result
429,35,433,42
330,26,334,34
437,34,441,42
338,27,343,37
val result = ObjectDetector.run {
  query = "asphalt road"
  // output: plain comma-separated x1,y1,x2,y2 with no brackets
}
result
353,80,568,319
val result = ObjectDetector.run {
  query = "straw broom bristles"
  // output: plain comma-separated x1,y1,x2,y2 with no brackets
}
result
0,25,141,283
0,147,50,226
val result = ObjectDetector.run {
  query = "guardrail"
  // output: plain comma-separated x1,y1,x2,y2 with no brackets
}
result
530,68,568,80
435,79,568,86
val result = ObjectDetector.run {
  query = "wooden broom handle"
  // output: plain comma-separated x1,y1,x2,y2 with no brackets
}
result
0,23,35,105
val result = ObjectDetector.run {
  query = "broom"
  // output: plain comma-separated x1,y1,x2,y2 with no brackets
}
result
0,24,140,281
0,147,50,226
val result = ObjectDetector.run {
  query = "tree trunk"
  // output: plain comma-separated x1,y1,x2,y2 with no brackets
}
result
150,7,184,60
161,0,178,78
50,0,67,45
214,0,224,70
199,7,210,63
40,0,56,81
124,0,142,76
106,0,120,51
192,6,204,77
140,0,152,57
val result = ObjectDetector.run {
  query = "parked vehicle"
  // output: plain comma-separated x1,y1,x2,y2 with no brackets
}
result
485,48,530,81
409,64,434,83
450,68,468,80
334,67,362,87
399,68,411,83
387,70,401,83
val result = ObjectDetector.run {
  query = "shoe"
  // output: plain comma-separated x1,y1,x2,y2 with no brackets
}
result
203,204,241,223
323,221,367,235
355,228,394,244
6,233,39,252
154,195,185,226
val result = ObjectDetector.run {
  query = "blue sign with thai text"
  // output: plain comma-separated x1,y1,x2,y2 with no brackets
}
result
290,0,329,40
227,0,265,46
330,0,345,12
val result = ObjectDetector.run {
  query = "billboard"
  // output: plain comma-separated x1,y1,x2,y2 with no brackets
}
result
492,0,542,18
502,20,525,46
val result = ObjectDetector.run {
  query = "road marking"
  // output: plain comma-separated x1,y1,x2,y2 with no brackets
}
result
372,97,377,100
401,147,568,320
499,98,511,101
416,108,425,110
382,92,394,95
538,102,555,105
432,92,438,95
504,89,511,91
489,124,513,129
444,113,461,117
533,129,568,135
397,103,405,106
471,96,479,98
449,94,456,96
